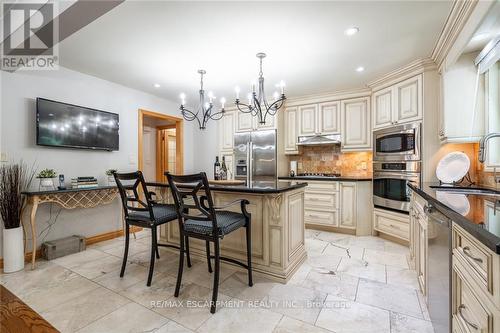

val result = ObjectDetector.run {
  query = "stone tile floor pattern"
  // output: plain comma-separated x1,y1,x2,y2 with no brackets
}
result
0,229,434,333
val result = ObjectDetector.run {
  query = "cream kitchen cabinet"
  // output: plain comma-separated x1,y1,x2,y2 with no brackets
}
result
373,207,409,242
340,97,371,151
299,104,318,136
236,110,275,132
372,74,423,130
339,181,357,229
219,110,235,152
409,190,428,297
298,102,340,136
284,107,299,154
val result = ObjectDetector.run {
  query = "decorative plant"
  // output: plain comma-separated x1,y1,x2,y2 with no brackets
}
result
105,169,117,176
0,162,36,229
37,168,57,178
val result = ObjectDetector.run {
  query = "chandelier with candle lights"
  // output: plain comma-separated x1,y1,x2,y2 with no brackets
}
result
234,53,286,124
179,70,226,130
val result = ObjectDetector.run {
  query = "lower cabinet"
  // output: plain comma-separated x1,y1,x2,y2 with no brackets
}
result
373,207,409,242
288,180,372,235
409,190,428,297
339,182,356,229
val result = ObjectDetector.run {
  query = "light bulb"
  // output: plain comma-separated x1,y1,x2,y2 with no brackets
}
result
279,80,285,94
273,91,279,100
220,97,226,109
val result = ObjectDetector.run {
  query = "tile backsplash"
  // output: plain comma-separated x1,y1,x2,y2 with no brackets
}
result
287,145,373,177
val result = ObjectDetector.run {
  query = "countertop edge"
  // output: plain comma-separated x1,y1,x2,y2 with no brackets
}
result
408,183,500,254
145,182,308,194
278,176,372,182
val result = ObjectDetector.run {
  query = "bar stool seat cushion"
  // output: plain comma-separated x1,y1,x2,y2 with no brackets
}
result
184,211,246,236
128,204,178,225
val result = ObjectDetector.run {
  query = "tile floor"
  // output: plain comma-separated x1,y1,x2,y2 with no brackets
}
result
0,229,434,333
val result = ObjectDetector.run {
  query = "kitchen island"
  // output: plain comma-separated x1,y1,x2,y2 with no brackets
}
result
147,181,308,282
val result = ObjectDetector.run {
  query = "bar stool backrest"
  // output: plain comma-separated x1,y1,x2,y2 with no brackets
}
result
113,171,154,221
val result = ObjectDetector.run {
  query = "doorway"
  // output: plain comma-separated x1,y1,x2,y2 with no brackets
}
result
138,109,183,181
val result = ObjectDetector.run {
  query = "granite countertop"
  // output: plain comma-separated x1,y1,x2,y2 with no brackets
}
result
146,181,308,194
278,176,372,182
408,182,500,254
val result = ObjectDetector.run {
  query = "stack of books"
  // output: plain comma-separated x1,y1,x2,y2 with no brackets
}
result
71,177,98,189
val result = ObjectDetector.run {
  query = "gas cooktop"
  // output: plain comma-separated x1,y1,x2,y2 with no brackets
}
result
297,173,341,178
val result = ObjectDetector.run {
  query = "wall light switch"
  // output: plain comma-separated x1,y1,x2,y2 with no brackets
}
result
0,152,7,162
361,162,367,170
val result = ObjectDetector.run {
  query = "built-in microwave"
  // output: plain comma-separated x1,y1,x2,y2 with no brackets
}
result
373,123,421,161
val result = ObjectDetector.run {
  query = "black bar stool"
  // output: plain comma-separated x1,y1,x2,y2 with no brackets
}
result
166,172,253,313
114,171,192,286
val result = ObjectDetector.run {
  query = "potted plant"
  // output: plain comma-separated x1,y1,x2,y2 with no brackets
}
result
37,168,57,190
0,162,36,273
105,169,117,185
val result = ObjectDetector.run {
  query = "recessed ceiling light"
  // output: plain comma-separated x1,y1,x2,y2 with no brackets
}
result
356,66,365,72
153,83,161,88
344,27,359,36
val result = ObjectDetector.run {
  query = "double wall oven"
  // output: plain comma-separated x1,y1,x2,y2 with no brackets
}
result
373,123,421,213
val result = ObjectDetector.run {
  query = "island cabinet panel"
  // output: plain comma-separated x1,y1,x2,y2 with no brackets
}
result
159,186,306,283
287,191,305,261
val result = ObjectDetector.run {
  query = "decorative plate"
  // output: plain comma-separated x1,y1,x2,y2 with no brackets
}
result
436,152,470,184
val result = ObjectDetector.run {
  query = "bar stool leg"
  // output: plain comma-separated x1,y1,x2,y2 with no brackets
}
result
210,238,220,314
246,220,253,286
120,223,130,278
147,227,157,286
185,235,192,268
174,232,185,297
155,226,160,259
205,240,213,273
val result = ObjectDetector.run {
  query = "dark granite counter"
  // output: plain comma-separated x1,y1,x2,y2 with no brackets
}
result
146,181,307,194
408,182,500,254
278,176,372,182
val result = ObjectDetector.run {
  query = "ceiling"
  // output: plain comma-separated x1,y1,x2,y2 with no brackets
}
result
58,1,453,107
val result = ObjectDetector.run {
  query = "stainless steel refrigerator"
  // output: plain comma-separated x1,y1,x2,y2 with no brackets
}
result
233,129,277,187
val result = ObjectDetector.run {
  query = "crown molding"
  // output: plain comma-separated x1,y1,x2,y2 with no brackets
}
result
431,0,478,72
284,88,371,107
367,58,437,91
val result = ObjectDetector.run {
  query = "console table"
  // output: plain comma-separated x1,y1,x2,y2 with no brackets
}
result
22,186,120,269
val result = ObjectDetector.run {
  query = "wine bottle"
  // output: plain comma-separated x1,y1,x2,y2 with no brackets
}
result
221,156,227,180
214,156,220,180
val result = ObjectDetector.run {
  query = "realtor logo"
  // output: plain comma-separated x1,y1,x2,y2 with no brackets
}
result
2,1,59,70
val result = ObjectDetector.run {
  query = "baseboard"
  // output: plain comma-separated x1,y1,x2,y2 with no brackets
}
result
0,227,143,269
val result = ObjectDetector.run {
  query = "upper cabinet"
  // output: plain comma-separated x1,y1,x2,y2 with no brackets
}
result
284,107,299,154
298,102,340,136
299,104,318,136
319,102,341,134
219,111,235,152
372,74,423,130
235,111,276,132
440,52,485,143
341,97,371,151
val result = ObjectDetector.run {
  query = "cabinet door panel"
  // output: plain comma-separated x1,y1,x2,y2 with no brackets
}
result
299,104,318,136
395,75,422,123
236,112,254,132
220,111,235,151
285,107,298,154
373,88,393,129
339,182,356,229
319,101,340,134
341,98,371,150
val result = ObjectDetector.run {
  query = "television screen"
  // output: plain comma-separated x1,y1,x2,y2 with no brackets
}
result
36,98,119,151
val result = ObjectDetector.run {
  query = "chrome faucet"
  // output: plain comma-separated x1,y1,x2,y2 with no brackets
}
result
478,132,500,163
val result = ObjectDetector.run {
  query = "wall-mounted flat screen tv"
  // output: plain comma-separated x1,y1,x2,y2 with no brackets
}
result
36,98,119,151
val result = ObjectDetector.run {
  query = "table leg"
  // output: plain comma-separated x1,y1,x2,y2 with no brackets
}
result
30,198,39,270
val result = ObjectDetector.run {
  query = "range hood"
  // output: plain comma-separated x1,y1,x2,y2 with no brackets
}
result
296,134,341,146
